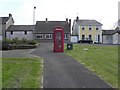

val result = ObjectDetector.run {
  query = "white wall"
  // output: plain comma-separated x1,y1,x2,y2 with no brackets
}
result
70,36,78,43
6,31,33,40
113,33,120,44
102,35,113,44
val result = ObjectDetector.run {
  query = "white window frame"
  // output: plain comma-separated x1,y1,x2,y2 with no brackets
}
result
96,26,99,30
45,34,52,39
82,26,85,30
89,26,92,30
36,34,43,39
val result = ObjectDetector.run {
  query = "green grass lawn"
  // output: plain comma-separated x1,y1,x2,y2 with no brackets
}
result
2,57,43,88
65,44,118,88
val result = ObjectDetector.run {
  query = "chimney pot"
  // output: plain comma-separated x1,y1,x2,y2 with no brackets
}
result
46,18,48,21
66,18,68,22
69,19,71,26
76,16,79,21
9,13,12,17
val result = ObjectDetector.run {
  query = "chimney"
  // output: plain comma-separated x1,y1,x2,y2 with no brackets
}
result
46,18,48,22
66,18,68,23
9,13,12,18
76,16,79,21
69,19,71,26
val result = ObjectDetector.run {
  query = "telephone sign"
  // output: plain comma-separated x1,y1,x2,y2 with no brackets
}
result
53,26,64,52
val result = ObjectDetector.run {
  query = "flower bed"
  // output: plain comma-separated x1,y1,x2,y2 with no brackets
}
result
2,38,39,50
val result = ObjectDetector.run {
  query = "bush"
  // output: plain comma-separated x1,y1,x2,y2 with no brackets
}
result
2,38,12,44
12,37,21,45
21,38,29,44
29,40,37,44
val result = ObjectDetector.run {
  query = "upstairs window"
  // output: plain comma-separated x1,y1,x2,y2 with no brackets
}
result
82,26,85,30
89,26,92,30
96,26,99,30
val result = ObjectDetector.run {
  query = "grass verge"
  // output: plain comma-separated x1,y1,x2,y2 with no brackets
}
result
65,44,118,88
2,57,43,88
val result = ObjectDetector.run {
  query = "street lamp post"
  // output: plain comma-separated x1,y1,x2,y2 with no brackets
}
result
33,6,36,40
33,6,36,25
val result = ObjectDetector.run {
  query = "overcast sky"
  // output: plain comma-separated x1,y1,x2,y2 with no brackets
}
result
0,0,119,29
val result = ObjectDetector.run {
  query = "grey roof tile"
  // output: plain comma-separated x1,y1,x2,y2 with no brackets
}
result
35,21,71,33
6,25,34,31
102,30,120,35
77,20,102,26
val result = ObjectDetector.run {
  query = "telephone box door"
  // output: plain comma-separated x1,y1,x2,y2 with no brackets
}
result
54,27,64,52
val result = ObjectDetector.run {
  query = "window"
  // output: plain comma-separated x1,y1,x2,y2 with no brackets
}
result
96,26,99,30
82,26,85,30
36,34,43,39
82,35,85,40
45,34,52,39
25,31,27,35
64,34,68,39
89,26,92,30
89,35,92,40
11,31,13,35
96,28,99,30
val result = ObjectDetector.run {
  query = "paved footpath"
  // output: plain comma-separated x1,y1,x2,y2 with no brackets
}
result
32,43,112,88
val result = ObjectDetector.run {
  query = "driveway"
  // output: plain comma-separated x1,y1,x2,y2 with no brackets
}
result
32,43,112,88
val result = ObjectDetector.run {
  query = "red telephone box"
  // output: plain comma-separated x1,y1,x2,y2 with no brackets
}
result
53,26,64,52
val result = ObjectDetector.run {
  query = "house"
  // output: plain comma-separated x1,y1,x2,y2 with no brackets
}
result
72,16,103,43
0,14,14,40
4,16,71,43
6,25,34,40
35,18,71,43
102,29,120,44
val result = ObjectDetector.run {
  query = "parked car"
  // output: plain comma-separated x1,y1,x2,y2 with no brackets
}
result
78,39,93,44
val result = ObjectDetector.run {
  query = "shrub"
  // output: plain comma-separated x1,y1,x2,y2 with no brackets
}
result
21,38,29,44
29,40,37,45
2,38,12,44
12,37,22,45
